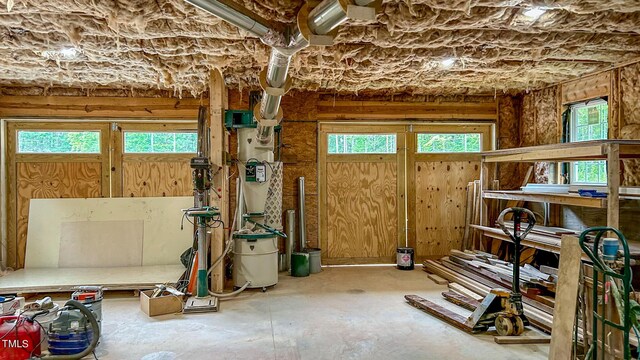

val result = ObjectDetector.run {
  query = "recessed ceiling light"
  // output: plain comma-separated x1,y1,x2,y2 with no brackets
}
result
523,7,545,19
43,47,79,60
441,58,455,67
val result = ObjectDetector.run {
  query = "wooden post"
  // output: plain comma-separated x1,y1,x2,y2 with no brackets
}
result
209,69,229,292
607,143,620,230
549,235,582,360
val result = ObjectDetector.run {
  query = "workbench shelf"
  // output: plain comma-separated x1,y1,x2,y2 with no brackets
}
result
475,139,640,252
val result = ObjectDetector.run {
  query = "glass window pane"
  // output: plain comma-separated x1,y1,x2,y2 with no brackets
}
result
124,132,197,153
327,134,396,154
17,131,100,153
417,133,481,153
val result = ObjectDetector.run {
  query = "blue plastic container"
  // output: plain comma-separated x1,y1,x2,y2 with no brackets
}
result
48,330,93,355
602,238,620,261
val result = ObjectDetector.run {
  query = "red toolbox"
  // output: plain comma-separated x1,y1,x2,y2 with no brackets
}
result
0,315,41,360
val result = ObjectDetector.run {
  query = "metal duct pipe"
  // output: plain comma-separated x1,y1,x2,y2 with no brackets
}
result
308,0,348,35
298,177,306,251
184,0,274,38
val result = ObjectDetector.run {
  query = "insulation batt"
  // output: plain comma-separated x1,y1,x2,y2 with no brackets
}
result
0,0,639,95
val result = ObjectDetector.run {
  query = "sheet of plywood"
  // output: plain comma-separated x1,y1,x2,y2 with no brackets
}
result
415,161,480,258
58,220,144,268
549,235,582,360
123,161,192,197
25,197,193,268
16,162,102,269
326,162,397,260
0,265,185,294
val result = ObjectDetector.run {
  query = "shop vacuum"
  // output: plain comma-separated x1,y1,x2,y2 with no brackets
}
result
0,287,101,360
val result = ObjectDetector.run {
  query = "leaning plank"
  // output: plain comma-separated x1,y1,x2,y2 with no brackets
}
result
449,283,484,301
494,336,551,345
405,295,475,333
442,291,480,311
428,273,449,285
549,235,583,360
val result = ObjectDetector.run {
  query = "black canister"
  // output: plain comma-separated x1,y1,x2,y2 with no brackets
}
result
396,247,414,270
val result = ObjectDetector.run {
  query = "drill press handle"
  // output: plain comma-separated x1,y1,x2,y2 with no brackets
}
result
496,207,536,242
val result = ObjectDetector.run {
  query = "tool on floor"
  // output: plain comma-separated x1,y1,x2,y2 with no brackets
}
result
578,227,634,360
1,298,100,360
0,296,24,316
463,207,535,336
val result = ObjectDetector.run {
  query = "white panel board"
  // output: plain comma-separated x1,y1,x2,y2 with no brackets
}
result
26,197,193,268
58,220,144,268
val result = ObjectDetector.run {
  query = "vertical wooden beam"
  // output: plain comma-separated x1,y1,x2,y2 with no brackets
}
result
607,143,620,230
396,127,407,249
549,235,582,360
318,124,329,261
110,123,123,197
209,69,228,292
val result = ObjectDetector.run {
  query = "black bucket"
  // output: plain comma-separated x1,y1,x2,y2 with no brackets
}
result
396,247,414,270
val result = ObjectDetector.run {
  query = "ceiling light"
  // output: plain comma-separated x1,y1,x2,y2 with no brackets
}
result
43,47,79,60
441,58,455,68
523,7,545,19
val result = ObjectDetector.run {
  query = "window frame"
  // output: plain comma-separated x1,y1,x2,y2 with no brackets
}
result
415,132,482,154
122,130,198,154
326,133,397,155
16,129,102,154
568,99,608,185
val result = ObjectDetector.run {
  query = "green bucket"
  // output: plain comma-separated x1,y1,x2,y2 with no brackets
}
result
291,252,310,277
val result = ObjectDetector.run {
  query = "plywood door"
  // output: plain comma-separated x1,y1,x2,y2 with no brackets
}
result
122,156,192,197
116,123,196,198
7,122,109,269
414,161,480,258
326,161,398,262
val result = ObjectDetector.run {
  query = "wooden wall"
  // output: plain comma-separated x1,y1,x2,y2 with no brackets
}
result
1,96,202,269
518,61,640,186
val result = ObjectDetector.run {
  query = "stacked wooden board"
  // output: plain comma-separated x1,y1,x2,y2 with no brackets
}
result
422,249,557,333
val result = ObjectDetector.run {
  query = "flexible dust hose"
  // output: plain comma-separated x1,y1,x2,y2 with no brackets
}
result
42,300,100,360
209,280,250,298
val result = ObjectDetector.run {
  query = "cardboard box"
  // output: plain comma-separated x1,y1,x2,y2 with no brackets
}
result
140,290,183,317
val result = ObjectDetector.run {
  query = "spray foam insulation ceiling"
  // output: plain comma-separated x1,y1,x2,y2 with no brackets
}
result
1,0,639,96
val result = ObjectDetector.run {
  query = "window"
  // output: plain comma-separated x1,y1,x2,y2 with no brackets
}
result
570,100,608,184
124,132,197,153
327,134,396,154
17,130,100,153
417,133,481,153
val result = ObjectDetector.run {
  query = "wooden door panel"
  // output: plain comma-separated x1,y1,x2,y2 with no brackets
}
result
415,161,479,258
326,162,397,260
123,161,192,197
15,162,102,268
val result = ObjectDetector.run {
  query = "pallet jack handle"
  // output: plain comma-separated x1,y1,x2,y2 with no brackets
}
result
496,207,536,295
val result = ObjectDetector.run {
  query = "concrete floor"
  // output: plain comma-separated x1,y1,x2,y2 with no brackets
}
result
92,266,549,360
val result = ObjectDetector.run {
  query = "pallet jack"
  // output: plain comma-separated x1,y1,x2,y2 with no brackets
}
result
406,207,536,336
464,207,536,335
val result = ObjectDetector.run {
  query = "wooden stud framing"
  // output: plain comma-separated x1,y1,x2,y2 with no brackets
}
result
209,69,229,292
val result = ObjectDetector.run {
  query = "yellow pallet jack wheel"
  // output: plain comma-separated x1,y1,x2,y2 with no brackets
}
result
495,315,514,336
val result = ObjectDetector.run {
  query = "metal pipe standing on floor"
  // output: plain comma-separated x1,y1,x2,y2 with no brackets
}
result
298,177,306,251
285,210,296,271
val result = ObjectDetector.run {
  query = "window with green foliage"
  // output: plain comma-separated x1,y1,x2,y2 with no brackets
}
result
124,132,197,153
570,100,608,184
417,133,481,153
17,131,100,153
327,134,396,154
